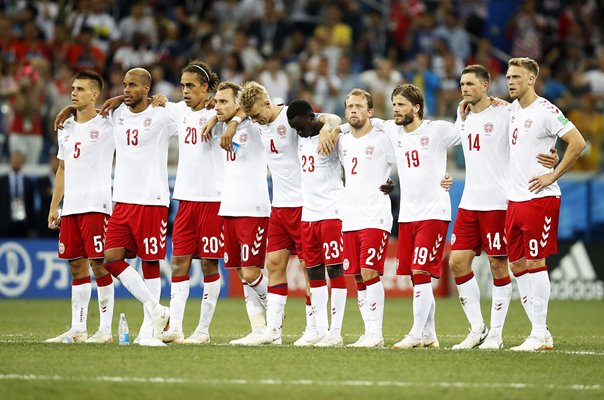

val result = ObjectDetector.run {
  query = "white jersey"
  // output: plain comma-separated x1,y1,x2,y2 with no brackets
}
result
166,102,223,201
455,105,510,211
298,135,344,222
219,118,271,217
256,106,303,207
111,103,177,206
508,97,575,201
337,128,396,232
58,114,115,216
383,119,459,222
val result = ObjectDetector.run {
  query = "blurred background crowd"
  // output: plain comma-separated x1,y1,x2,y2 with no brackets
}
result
1,0,603,238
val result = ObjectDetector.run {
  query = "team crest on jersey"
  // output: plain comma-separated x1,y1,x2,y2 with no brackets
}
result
199,117,207,126
239,132,248,143
365,145,375,156
524,119,533,129
451,234,456,245
343,258,349,271
59,242,65,254
89,130,99,141
484,122,494,134
144,118,152,127
420,136,430,147
277,125,287,138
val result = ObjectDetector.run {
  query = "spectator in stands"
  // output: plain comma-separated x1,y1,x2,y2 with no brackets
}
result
507,0,542,61
0,150,36,237
248,0,290,58
220,52,245,85
314,4,353,49
402,53,440,117
8,64,44,165
568,93,603,172
334,54,365,116
230,30,264,79
434,11,471,62
150,64,177,101
118,1,157,46
360,58,403,118
259,56,290,103
65,26,105,73
583,51,604,99
112,32,157,70
69,1,120,54
304,55,341,114
11,21,50,64
36,151,59,237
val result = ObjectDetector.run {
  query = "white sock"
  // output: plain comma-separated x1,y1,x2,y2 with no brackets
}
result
305,297,317,335
266,292,287,333
490,283,512,338
423,297,436,339
169,279,190,334
329,288,347,336
116,268,156,304
357,289,370,336
514,272,533,323
71,281,91,332
530,270,550,340
366,280,385,339
96,283,114,333
248,274,268,309
410,283,434,339
310,284,329,336
197,278,221,335
145,278,161,302
456,276,483,331
243,282,265,332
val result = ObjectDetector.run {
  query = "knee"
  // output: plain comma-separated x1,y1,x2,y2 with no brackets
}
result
326,264,344,279
171,257,191,276
509,261,526,276
489,258,509,279
240,268,261,284
361,268,378,281
449,256,469,277
90,260,109,278
201,259,219,276
307,265,326,281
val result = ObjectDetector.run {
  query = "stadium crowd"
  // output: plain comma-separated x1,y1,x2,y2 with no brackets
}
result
0,0,603,239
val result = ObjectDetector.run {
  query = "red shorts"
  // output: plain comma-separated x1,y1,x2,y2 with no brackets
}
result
104,203,169,261
267,207,303,258
58,212,109,260
301,219,344,268
172,201,223,259
451,208,507,256
506,196,560,263
397,220,449,277
343,229,389,275
222,216,269,268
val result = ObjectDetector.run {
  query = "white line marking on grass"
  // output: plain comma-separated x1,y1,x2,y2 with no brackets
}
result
0,374,601,391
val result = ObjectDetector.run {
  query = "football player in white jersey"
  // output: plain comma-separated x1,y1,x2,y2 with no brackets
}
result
213,82,272,346
376,84,459,349
449,65,559,350
151,62,225,345
46,71,115,344
504,58,585,351
337,89,396,348
203,82,341,345
103,68,173,345
287,99,348,347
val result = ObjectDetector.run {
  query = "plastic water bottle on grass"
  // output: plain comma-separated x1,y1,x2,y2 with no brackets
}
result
118,313,129,345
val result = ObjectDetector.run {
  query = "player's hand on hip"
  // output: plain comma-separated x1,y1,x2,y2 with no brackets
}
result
536,147,559,169
150,94,168,107
440,173,453,191
48,210,60,230
529,173,555,193
379,178,395,195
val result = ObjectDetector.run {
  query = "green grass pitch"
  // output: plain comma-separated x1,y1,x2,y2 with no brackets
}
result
0,297,602,400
